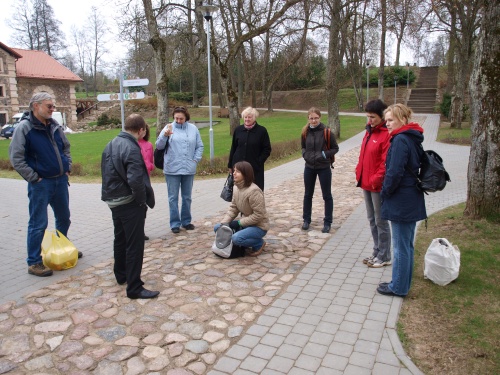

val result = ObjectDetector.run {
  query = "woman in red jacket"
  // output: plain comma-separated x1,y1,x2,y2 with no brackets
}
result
355,99,391,268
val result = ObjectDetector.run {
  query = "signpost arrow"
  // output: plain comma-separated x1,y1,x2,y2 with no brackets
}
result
97,92,145,101
123,78,149,87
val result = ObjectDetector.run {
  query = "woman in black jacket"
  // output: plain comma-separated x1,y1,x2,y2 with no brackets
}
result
228,107,272,191
301,107,339,233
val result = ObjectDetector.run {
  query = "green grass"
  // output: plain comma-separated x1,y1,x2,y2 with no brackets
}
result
0,111,365,178
436,121,471,145
400,203,500,374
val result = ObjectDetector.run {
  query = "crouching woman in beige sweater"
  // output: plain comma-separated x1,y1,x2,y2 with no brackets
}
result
215,161,269,256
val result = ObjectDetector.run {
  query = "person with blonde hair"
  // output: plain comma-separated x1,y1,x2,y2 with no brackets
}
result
301,107,339,233
228,107,271,191
377,104,426,297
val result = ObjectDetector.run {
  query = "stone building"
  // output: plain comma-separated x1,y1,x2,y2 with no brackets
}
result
0,41,82,127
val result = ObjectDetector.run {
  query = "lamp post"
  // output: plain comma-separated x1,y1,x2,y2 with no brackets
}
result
406,62,410,91
366,60,370,104
198,3,218,165
394,76,398,104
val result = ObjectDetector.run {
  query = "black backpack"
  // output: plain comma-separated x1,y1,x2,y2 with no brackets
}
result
406,149,451,194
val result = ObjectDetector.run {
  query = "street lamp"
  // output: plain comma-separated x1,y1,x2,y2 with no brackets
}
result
394,76,398,104
198,3,218,165
406,62,410,92
366,60,370,104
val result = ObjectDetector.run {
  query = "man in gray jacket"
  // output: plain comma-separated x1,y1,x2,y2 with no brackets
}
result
101,114,158,299
9,92,81,277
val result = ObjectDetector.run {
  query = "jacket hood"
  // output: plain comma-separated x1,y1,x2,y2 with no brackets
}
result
365,121,388,133
390,122,424,143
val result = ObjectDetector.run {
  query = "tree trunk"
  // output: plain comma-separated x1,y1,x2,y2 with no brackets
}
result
188,0,199,107
142,0,169,137
446,10,456,93
464,0,500,219
326,0,342,139
378,0,387,100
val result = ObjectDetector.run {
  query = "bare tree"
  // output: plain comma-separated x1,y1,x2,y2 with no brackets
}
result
209,0,303,133
142,0,169,134
432,0,482,129
464,0,499,219
8,0,66,58
70,26,91,96
387,0,431,67
87,6,109,96
378,0,387,100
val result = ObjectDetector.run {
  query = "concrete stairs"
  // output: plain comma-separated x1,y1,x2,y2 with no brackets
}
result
407,66,439,113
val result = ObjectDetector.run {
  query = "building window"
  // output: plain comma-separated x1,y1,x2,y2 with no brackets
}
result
0,58,4,73
0,85,4,97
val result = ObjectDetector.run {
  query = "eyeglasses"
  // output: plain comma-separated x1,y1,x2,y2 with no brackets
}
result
308,117,320,121
43,104,56,110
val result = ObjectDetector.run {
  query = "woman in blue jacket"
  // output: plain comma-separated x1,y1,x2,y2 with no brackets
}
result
156,107,204,234
378,104,426,297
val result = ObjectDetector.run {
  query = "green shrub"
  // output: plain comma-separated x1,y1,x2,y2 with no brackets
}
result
364,66,416,87
440,92,452,118
97,113,121,126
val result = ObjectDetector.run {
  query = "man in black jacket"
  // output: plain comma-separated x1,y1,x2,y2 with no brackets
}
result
101,114,158,299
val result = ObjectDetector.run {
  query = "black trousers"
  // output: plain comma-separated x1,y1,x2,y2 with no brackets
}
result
110,201,146,295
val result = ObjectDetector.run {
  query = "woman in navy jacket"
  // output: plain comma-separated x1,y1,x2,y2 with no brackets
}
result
378,104,426,297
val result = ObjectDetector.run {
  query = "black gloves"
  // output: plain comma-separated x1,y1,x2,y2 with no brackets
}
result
229,220,241,231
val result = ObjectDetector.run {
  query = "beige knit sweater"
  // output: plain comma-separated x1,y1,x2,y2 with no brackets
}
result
222,182,270,231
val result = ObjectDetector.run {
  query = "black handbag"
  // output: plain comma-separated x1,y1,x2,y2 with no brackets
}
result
220,173,234,202
154,138,169,169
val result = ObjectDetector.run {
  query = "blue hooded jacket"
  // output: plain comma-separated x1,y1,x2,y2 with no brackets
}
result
381,123,427,222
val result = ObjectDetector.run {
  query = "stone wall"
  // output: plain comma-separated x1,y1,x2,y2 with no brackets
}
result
16,79,78,126
0,49,19,124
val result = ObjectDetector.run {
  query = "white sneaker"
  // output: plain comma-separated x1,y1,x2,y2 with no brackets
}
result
368,258,392,268
363,255,375,264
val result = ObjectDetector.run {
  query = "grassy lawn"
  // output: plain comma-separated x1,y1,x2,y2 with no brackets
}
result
399,203,500,375
437,120,471,145
0,111,365,179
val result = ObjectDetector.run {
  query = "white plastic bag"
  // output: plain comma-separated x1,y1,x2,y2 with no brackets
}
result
423,238,460,286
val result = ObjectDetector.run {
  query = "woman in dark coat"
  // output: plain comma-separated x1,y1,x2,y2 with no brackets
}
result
378,104,427,297
301,107,339,233
228,107,272,191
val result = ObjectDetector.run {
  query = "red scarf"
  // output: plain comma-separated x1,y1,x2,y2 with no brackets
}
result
390,122,424,137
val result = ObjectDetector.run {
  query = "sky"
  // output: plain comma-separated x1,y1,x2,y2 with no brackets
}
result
0,0,128,69
0,0,418,71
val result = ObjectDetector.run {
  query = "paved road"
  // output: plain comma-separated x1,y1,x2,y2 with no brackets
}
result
0,113,468,374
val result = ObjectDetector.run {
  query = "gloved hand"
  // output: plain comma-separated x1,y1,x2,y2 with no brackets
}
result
229,220,241,231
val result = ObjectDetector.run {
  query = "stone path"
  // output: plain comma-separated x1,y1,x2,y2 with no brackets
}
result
0,113,469,374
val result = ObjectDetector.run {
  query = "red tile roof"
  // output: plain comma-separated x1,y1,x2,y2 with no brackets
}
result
12,48,83,82
0,42,23,58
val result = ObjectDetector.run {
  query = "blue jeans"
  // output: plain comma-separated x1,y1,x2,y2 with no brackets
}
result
388,221,416,296
166,174,194,228
27,175,70,266
363,190,391,262
303,166,333,225
214,223,267,252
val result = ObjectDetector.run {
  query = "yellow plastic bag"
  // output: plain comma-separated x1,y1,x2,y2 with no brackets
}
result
41,230,79,271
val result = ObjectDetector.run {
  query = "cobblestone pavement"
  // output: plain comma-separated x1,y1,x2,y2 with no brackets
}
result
0,114,469,374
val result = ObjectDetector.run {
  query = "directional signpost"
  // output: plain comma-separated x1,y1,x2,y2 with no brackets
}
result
97,92,145,101
97,73,149,130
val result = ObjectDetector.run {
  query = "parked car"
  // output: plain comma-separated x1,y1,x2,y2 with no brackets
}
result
0,123,18,139
1,112,23,130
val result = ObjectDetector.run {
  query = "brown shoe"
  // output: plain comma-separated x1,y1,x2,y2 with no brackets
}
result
248,241,266,257
28,263,53,277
